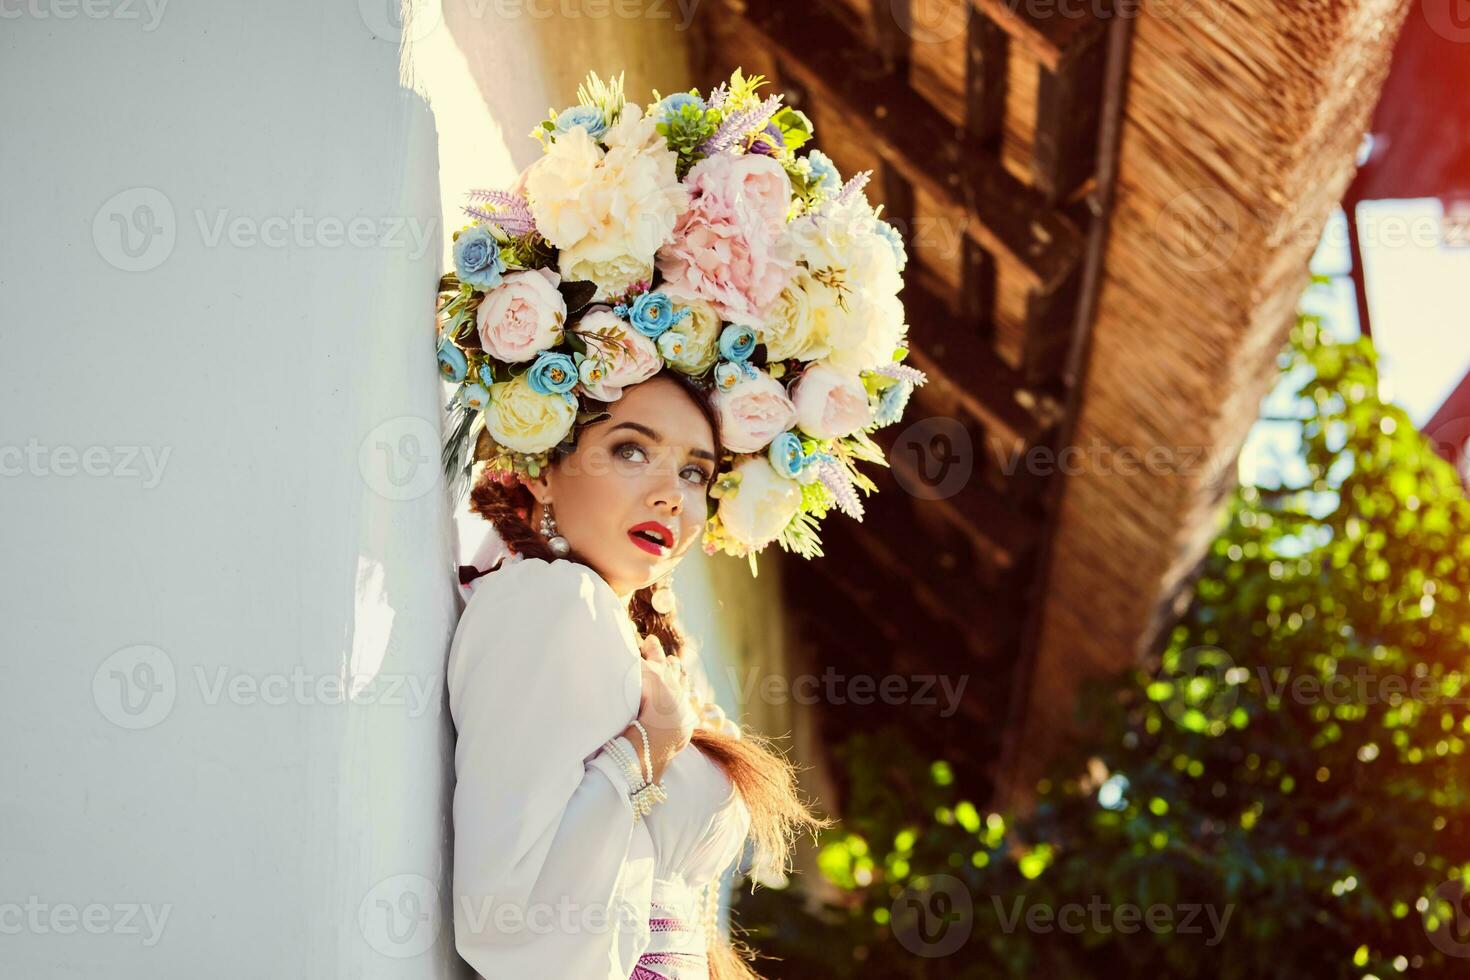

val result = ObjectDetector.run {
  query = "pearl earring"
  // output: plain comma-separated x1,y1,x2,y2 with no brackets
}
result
539,502,571,557
650,575,676,615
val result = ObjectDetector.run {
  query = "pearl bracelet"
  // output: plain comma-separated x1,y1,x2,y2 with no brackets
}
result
600,735,667,819
602,737,643,793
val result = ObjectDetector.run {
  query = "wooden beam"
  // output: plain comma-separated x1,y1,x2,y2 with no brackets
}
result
1032,26,1108,203
741,0,1083,293
965,11,1009,149
869,397,1042,582
902,269,1051,459
972,0,1109,72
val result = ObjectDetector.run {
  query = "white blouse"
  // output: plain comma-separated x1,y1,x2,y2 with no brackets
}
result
448,548,752,980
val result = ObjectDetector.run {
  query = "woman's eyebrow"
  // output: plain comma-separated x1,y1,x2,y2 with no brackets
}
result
606,421,718,464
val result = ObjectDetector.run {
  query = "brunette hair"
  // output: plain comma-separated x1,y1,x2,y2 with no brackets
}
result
467,369,829,979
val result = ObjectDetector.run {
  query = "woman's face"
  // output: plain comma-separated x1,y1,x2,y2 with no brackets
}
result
526,375,719,600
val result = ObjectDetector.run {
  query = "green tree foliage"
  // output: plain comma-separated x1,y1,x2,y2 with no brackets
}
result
737,311,1470,978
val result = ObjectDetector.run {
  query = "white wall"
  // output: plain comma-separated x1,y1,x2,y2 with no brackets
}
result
1,2,462,976
1,3,808,976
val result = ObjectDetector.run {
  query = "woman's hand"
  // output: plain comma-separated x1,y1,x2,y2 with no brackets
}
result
623,635,697,784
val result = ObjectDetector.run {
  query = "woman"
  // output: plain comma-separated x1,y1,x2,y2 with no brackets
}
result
448,368,828,980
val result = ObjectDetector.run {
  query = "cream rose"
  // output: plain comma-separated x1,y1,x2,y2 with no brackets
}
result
718,455,803,550
711,369,797,454
475,268,567,363
659,292,722,375
811,287,905,375
791,363,874,440
526,105,688,301
571,309,663,402
484,373,577,454
759,269,831,363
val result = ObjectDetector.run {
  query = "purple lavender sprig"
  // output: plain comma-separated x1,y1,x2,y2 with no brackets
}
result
835,170,872,205
816,456,864,521
875,363,929,386
464,189,536,237
698,94,784,156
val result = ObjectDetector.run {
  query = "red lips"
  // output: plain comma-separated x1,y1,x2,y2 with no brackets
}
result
627,520,674,556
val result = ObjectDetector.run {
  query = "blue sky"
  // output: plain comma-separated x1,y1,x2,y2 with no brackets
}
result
1239,198,1470,491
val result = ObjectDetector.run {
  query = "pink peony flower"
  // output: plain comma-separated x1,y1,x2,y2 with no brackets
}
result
711,368,798,454
571,309,663,402
791,362,873,440
657,153,796,326
476,268,567,363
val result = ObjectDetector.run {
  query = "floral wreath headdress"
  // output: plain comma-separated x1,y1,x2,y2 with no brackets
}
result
436,69,927,572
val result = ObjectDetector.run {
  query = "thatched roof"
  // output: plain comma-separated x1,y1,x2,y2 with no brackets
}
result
1000,0,1413,798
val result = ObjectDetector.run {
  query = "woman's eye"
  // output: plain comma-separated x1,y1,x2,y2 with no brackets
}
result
616,442,648,463
682,466,712,486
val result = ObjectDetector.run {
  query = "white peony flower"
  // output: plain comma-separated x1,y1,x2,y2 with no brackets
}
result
759,269,831,363
809,283,906,375
525,105,689,301
718,455,804,550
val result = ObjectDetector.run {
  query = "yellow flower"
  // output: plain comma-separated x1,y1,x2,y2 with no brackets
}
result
484,374,577,454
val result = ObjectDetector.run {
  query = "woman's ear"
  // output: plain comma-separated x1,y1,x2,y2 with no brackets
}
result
522,471,551,506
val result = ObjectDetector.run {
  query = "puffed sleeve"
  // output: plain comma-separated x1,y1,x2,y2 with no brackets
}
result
448,557,654,979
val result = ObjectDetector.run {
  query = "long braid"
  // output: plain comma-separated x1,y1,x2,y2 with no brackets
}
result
468,470,829,980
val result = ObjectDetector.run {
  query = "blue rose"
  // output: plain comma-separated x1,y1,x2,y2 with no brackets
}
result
714,361,743,392
526,350,579,395
806,149,841,197
453,226,506,290
767,431,805,480
875,219,908,273
628,290,685,338
874,379,913,427
654,92,706,125
657,330,688,361
718,323,757,362
437,339,468,383
553,105,608,141
459,382,491,411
